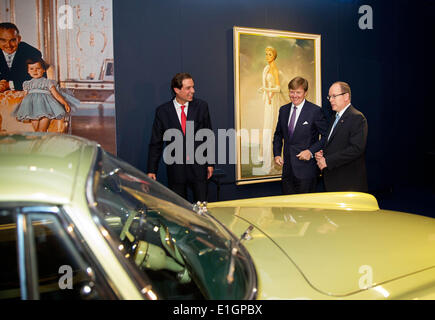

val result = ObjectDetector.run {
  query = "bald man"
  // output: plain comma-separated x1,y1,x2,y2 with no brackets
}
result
315,82,368,192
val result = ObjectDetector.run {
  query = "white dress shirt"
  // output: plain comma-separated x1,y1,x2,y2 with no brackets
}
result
173,98,189,124
3,51,16,69
287,99,306,128
327,103,351,140
337,103,351,118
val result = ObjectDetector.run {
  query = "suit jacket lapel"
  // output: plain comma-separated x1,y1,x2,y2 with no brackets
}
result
292,103,309,138
0,51,10,76
10,52,19,73
186,99,197,122
282,104,291,140
169,99,198,133
327,105,353,145
10,42,24,73
167,101,183,132
325,120,334,146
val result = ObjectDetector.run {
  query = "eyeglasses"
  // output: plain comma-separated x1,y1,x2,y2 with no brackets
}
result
327,92,346,101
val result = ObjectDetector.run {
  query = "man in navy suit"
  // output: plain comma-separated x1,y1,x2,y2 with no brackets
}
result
315,81,368,192
147,73,214,202
273,77,328,194
0,23,42,91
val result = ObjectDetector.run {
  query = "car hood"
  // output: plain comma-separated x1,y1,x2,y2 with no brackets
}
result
208,193,435,297
0,133,96,204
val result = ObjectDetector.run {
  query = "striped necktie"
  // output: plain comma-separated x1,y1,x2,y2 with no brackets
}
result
288,106,297,137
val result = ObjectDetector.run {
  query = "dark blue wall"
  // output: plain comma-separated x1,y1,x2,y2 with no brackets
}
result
113,0,434,202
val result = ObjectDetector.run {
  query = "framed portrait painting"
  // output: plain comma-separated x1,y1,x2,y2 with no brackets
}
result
233,26,321,185
100,58,114,81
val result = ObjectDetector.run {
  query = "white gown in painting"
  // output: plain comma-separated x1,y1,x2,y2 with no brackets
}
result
258,65,288,174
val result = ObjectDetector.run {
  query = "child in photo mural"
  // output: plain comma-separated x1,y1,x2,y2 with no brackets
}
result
13,57,79,132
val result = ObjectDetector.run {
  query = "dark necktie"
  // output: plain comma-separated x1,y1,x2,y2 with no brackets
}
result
288,106,297,137
180,105,187,135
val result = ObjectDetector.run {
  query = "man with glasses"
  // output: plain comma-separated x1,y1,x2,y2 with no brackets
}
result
273,77,328,194
315,81,368,192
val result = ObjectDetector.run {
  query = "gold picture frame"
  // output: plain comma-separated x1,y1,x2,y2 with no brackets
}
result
233,26,321,185
100,58,114,81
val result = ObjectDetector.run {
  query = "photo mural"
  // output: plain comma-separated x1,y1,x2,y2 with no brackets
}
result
0,0,116,154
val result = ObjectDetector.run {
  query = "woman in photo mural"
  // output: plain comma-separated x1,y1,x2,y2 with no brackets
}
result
257,46,287,174
13,57,79,132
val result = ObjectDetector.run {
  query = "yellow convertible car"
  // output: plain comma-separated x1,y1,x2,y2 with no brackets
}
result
1,133,434,300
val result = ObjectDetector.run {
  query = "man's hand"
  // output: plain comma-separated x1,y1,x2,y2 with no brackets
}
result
274,156,283,166
296,149,312,161
0,80,9,92
207,166,214,180
315,150,323,160
147,173,156,180
316,157,327,170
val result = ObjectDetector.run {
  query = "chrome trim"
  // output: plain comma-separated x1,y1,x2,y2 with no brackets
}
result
16,213,39,300
21,206,59,214
16,213,27,299
192,201,208,215
14,204,117,299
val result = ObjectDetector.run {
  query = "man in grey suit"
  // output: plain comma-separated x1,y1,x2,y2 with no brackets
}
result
315,81,368,192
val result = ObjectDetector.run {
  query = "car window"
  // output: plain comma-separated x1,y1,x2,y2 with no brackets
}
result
0,209,20,300
29,213,110,300
0,208,112,300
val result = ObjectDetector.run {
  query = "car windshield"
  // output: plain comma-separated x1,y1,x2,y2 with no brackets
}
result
88,149,256,299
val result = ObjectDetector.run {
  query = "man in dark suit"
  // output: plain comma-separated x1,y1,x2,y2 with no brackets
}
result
315,81,368,192
0,22,42,92
273,77,328,194
147,73,214,202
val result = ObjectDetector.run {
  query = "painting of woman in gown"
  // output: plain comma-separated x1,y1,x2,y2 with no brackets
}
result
257,46,288,174
234,27,321,184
